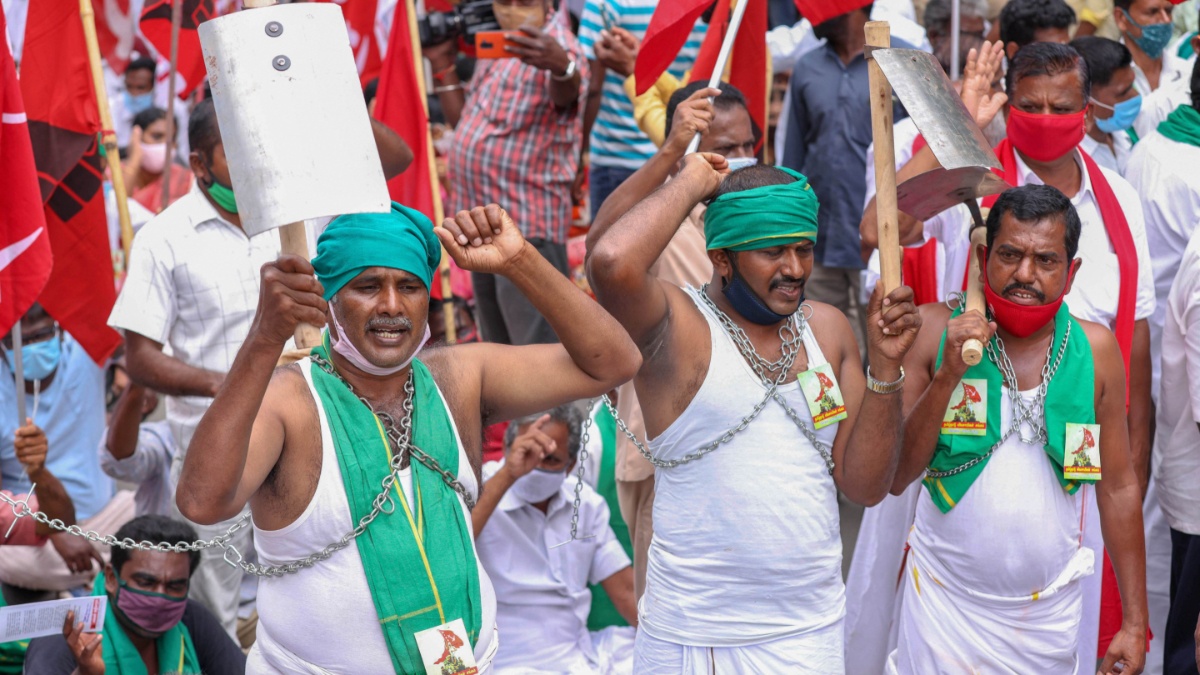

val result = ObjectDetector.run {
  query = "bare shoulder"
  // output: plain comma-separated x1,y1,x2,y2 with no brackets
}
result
415,345,484,473
805,299,857,362
1075,317,1123,371
265,363,314,420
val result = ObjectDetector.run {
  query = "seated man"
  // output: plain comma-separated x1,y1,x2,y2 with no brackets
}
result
24,514,246,674
473,405,637,674
99,359,177,517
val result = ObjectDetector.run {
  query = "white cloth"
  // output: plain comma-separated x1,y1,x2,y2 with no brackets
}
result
635,616,844,673
249,359,498,673
1124,129,1200,399
476,460,631,674
1129,51,1192,100
1135,77,1193,140
1152,226,1200,535
887,386,1093,674
638,287,844,660
98,419,177,517
108,184,281,455
1080,130,1134,176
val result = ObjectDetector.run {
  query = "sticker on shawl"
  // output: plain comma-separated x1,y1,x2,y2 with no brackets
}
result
1064,423,1102,481
416,618,478,675
942,379,987,436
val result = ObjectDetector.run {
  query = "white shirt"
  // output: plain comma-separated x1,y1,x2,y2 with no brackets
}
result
1153,227,1200,535
476,461,630,674
99,419,177,517
1080,131,1134,176
1125,129,1200,399
1134,77,1193,140
108,185,280,454
920,149,1156,328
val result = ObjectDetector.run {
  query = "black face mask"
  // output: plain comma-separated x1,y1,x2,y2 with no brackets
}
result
721,257,799,326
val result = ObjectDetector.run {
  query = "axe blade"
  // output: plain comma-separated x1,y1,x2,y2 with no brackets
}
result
897,166,1009,222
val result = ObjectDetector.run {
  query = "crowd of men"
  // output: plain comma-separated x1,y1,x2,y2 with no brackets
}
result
3,0,1200,672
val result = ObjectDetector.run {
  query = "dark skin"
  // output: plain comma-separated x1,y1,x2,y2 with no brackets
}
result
124,117,172,192
1087,65,1139,149
105,364,159,463
588,153,924,507
1004,26,1072,60
124,68,154,97
471,418,638,626
813,7,870,65
1114,0,1174,91
63,551,192,675
176,204,640,529
895,213,1147,675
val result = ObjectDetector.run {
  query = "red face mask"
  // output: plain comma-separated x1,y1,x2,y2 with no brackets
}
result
1005,106,1088,163
981,251,1074,338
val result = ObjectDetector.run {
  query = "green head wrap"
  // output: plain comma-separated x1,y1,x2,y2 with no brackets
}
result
704,166,820,252
313,202,442,301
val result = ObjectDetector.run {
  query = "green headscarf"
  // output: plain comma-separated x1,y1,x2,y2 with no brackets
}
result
312,202,442,300
704,166,820,251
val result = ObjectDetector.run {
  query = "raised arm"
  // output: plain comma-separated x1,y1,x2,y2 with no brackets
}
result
176,255,328,524
1089,324,1148,675
433,206,640,424
125,332,223,398
471,417,554,536
369,118,413,179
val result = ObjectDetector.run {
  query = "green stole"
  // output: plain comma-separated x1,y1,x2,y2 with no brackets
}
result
1158,103,1200,149
585,403,633,631
309,338,482,673
91,583,200,675
0,592,27,673
926,304,1093,513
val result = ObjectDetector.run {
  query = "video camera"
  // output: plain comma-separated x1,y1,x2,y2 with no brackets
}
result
418,0,500,48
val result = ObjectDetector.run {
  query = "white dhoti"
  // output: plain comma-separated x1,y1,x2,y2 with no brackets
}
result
634,619,843,674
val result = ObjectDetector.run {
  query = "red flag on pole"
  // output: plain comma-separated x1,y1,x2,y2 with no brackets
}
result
320,0,386,87
793,0,872,28
139,0,217,98
20,0,120,364
93,0,138,74
373,0,441,222
688,0,768,152
0,3,52,336
634,0,711,96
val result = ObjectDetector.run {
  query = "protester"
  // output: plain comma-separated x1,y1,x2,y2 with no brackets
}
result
1073,36,1141,173
0,421,84,548
174,199,639,672
589,157,921,669
122,107,193,214
887,184,1147,675
1134,4,1198,137
473,406,636,672
999,0,1076,58
0,305,133,593
1115,0,1188,94
99,361,176,518
110,57,156,151
24,515,246,674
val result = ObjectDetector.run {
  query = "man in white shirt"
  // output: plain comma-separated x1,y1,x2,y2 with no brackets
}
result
1074,36,1140,173
1114,0,1189,95
473,405,637,674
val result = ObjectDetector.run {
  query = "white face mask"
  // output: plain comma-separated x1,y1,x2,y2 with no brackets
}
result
329,301,430,377
509,468,566,504
140,142,167,173
725,156,758,172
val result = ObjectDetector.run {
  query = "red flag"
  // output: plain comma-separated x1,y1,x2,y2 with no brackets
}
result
321,0,386,87
634,0,710,96
688,0,768,152
793,0,871,27
20,1,120,363
139,0,217,99
0,4,52,336
374,0,440,222
93,0,138,74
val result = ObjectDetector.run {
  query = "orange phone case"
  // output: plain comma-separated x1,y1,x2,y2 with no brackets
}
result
475,31,519,59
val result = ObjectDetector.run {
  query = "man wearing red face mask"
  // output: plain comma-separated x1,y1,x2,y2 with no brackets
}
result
887,184,1148,675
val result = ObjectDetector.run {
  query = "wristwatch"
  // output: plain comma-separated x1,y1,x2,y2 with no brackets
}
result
552,58,577,81
866,366,905,395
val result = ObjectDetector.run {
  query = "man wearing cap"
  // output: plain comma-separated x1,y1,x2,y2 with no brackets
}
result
175,202,641,673
588,156,921,670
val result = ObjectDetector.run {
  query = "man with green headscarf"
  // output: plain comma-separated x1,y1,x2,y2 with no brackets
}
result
588,155,922,671
175,201,641,674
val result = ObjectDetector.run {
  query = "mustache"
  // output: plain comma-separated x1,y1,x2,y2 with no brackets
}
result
366,316,414,331
770,275,805,291
1002,282,1045,302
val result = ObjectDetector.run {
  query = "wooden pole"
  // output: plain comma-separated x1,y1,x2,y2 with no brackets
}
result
685,0,750,155
159,0,184,212
961,226,988,365
865,21,902,294
80,0,135,269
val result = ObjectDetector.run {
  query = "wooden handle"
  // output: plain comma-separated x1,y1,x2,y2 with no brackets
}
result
278,222,323,349
961,227,989,365
866,21,901,294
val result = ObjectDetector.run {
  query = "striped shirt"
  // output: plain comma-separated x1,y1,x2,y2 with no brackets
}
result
579,0,707,170
449,16,589,243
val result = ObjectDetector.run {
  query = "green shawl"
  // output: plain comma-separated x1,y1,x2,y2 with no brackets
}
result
926,304,1093,513
585,403,632,631
309,337,482,673
1158,103,1200,149
91,582,199,675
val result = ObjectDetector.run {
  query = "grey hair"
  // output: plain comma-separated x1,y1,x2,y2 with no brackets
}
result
503,403,587,460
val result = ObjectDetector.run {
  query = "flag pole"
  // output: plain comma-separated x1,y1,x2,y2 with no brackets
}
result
80,0,135,269
950,0,962,81
11,324,26,426
685,0,750,155
159,0,184,212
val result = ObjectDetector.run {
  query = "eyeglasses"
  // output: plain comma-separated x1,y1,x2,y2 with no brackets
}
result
1,325,58,351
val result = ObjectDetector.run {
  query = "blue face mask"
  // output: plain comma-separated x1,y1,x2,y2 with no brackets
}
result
721,259,798,325
1092,94,1143,133
1121,9,1173,59
4,336,62,382
123,91,154,115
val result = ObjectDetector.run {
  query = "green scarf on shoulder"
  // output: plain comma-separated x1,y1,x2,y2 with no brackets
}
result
926,304,1093,513
586,402,632,631
1158,103,1200,149
310,335,482,674
91,582,199,675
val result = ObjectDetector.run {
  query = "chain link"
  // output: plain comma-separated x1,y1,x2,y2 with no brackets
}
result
926,320,1071,479
552,406,594,548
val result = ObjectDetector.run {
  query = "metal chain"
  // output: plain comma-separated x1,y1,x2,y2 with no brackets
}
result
553,406,594,548
926,320,1071,479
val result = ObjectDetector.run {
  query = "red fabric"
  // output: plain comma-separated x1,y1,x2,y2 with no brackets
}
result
0,4,53,336
902,239,941,306
793,0,872,27
319,0,384,87
688,0,769,152
139,0,217,99
20,1,120,364
1097,550,1152,656
374,0,439,223
634,0,711,96
93,0,138,74
482,421,509,464
131,164,194,213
